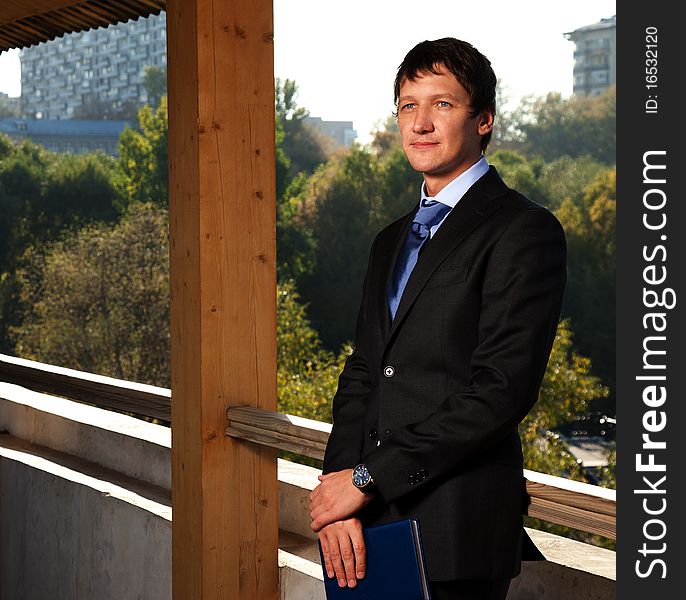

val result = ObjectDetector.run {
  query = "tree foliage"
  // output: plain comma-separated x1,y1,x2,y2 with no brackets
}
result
0,136,119,351
370,115,402,157
277,279,347,423
115,96,169,210
512,87,616,164
72,92,141,121
555,168,616,412
521,318,608,477
12,202,171,385
537,155,606,212
487,150,543,205
275,79,331,183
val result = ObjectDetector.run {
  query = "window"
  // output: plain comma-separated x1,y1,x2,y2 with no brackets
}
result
591,71,608,84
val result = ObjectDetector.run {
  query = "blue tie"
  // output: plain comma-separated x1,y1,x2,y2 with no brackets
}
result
387,199,452,320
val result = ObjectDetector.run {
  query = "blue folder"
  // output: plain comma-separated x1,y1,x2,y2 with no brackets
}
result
317,518,432,599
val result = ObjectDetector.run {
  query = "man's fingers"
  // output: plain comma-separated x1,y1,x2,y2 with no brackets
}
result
347,521,367,579
319,535,335,579
310,505,324,528
325,534,348,588
319,521,365,588
312,505,339,532
310,494,329,520
336,527,358,588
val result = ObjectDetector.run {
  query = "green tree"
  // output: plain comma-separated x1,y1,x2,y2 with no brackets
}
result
555,168,616,412
291,148,386,347
12,202,171,386
537,155,606,212
513,87,616,164
489,80,524,152
275,79,331,183
370,115,402,157
115,96,169,210
277,172,316,283
277,279,347,423
377,145,422,223
73,92,141,121
521,318,608,477
0,137,119,352
487,150,543,205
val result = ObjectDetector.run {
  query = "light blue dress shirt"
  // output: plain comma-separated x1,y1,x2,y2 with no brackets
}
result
420,154,490,238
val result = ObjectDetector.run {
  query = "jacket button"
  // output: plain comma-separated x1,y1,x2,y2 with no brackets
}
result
369,428,377,439
383,365,395,378
408,474,416,485
385,429,391,435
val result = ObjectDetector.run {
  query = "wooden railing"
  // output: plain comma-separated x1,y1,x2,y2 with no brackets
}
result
0,353,616,540
0,354,171,422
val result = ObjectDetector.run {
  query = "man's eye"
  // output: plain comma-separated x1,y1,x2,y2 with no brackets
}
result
400,103,416,110
437,101,452,107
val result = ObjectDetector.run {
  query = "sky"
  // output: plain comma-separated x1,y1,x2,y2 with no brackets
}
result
0,1,616,144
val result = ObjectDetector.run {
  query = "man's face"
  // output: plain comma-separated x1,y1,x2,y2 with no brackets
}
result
397,64,493,196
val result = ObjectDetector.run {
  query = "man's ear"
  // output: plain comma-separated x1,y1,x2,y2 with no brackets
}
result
477,110,494,136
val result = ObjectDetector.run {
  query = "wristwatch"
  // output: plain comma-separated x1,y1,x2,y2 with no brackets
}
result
352,463,376,493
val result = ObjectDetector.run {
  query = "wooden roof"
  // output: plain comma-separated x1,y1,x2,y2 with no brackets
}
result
0,0,165,52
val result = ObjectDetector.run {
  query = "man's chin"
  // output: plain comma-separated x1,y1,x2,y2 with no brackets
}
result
404,156,442,175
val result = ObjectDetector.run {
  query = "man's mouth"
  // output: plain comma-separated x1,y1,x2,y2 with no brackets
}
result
411,142,439,149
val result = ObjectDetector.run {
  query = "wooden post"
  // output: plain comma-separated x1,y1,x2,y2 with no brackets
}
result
166,0,278,598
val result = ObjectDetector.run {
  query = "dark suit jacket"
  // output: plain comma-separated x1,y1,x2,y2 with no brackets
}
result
322,166,567,581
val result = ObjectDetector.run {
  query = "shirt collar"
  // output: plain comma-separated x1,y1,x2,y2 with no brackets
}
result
420,154,490,209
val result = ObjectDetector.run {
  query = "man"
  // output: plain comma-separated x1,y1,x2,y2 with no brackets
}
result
309,38,566,600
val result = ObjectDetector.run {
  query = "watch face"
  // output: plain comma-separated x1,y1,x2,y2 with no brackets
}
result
353,465,371,487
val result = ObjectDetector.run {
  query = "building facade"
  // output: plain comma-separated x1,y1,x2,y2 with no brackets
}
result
303,116,357,148
0,118,129,155
20,13,166,120
564,15,616,97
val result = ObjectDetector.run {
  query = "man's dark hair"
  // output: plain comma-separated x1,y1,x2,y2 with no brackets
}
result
394,38,497,151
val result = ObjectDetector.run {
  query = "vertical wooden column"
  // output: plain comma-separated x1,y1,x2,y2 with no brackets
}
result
166,0,278,598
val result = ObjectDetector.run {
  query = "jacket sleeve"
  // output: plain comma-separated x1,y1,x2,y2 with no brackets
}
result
364,208,567,503
322,237,377,475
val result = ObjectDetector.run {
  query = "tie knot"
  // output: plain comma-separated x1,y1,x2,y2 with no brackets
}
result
413,200,452,229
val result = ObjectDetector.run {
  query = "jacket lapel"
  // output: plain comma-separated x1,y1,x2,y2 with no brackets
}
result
374,212,413,339
384,166,509,345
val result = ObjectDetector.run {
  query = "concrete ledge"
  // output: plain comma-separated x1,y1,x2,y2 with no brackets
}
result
278,550,324,600
0,382,171,489
277,457,320,541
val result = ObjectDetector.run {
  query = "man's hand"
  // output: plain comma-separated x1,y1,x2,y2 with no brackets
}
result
309,469,375,532
318,517,367,588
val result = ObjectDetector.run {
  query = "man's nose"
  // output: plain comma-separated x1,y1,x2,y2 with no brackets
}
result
412,106,434,133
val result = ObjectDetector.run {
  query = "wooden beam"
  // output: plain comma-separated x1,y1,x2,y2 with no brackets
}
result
166,0,278,598
227,405,331,459
0,354,171,422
